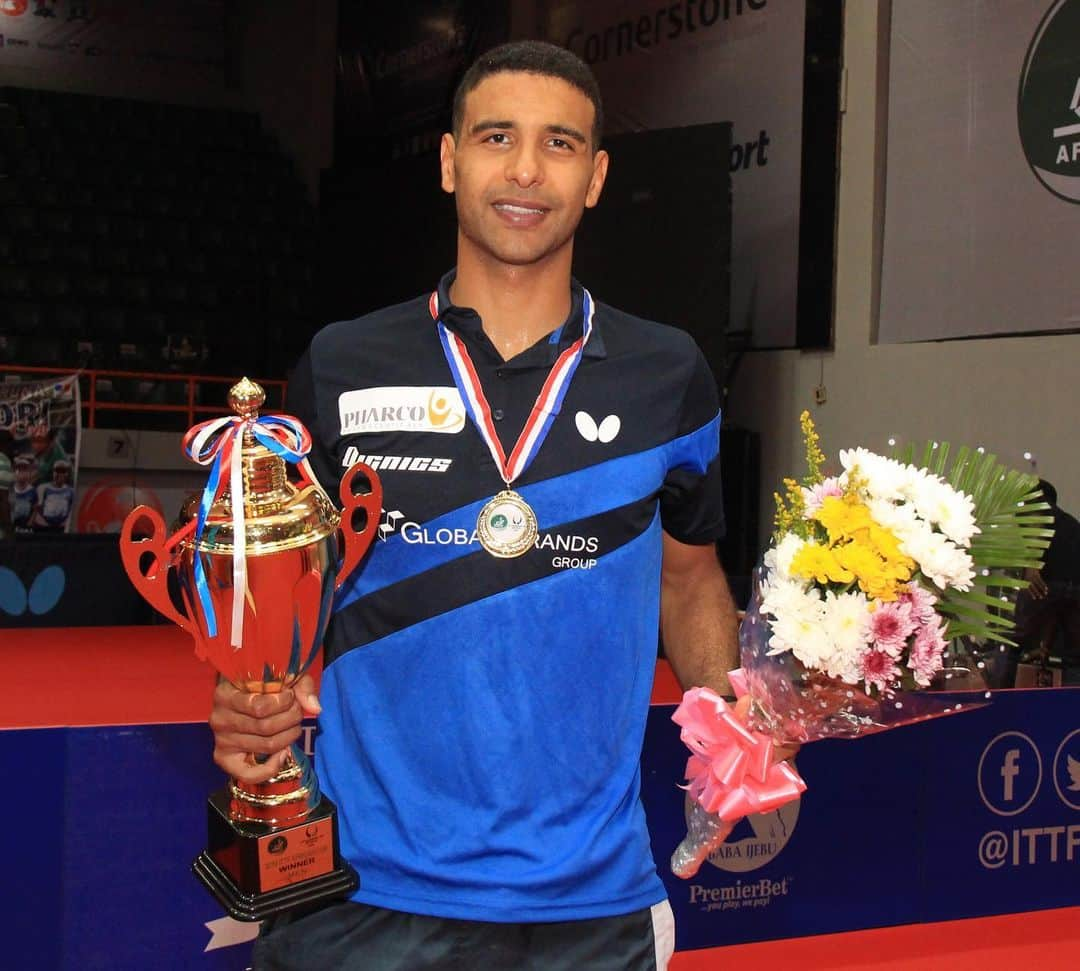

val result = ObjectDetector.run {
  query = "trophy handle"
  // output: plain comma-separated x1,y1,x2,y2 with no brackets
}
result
120,505,200,638
335,462,382,590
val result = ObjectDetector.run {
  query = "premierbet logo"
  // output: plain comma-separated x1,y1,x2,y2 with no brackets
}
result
1018,0,1080,202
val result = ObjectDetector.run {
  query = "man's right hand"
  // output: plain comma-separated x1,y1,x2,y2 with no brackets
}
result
1024,567,1049,600
209,674,320,784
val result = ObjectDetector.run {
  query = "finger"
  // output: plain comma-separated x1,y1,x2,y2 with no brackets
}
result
733,695,752,720
209,703,303,741
215,747,292,784
212,725,302,757
213,679,299,719
293,673,321,716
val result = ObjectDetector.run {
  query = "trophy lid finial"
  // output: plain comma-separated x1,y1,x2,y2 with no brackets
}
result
228,377,265,419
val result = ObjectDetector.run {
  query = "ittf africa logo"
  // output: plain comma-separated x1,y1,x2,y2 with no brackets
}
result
1018,0,1080,203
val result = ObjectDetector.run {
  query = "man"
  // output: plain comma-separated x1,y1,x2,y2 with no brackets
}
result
212,41,739,970
9,454,37,531
1015,479,1080,684
33,457,75,531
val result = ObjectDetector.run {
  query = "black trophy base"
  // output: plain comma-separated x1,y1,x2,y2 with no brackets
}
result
193,788,359,922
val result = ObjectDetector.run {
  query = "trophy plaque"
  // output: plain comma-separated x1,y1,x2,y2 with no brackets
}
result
120,378,381,921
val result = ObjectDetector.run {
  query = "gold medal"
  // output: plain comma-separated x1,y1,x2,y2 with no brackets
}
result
476,490,538,558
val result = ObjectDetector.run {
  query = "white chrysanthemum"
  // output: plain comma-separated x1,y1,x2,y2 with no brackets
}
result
909,476,979,547
839,448,911,502
764,532,806,581
763,581,826,662
917,538,975,591
760,574,817,622
823,645,863,685
822,589,873,661
772,613,833,670
866,496,921,545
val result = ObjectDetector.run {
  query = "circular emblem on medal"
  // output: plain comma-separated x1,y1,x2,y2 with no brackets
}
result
476,490,537,558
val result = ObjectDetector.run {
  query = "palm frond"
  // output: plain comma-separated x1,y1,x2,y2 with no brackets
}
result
894,442,1053,646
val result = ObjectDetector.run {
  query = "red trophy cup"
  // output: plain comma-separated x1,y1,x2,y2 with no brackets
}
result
120,378,381,921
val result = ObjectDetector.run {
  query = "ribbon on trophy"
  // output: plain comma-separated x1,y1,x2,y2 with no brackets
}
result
181,413,314,647
672,683,806,821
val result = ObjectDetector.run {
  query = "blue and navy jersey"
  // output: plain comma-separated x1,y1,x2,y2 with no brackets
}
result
10,484,36,528
290,271,724,922
36,483,74,527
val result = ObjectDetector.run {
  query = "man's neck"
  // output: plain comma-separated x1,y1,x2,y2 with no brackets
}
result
449,247,573,361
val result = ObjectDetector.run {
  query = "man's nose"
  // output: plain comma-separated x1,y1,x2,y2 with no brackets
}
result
505,143,543,188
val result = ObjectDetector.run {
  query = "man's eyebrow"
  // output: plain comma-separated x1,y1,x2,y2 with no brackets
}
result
547,124,587,145
470,118,515,135
468,120,587,145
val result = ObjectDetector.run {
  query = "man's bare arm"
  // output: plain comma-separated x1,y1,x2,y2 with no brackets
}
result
659,531,738,694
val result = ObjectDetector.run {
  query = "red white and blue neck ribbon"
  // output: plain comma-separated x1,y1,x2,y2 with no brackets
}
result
429,288,594,487
182,413,313,648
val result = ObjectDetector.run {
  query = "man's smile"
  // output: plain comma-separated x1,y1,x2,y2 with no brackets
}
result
491,199,551,226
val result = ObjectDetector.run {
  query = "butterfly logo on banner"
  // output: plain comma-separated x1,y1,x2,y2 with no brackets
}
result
0,565,66,616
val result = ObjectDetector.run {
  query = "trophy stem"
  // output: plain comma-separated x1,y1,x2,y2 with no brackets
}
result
230,745,320,825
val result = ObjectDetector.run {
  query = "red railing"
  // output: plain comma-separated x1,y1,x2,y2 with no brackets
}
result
0,364,288,428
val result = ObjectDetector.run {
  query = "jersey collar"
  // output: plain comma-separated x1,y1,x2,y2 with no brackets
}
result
435,268,607,365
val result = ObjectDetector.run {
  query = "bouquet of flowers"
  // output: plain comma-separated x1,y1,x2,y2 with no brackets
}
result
671,413,1053,878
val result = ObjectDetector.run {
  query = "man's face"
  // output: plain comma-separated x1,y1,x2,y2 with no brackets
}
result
441,71,608,269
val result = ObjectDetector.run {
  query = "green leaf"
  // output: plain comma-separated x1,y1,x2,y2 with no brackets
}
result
892,441,1050,647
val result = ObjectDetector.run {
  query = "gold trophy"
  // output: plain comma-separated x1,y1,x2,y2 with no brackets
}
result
119,378,381,921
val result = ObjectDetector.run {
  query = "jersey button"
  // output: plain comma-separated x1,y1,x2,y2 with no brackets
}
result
493,409,505,421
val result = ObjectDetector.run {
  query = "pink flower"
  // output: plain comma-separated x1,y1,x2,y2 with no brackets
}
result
869,601,916,656
898,584,937,626
858,646,900,694
801,477,845,516
908,615,948,686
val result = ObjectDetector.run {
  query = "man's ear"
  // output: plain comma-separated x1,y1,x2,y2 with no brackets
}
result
440,133,456,194
585,149,609,209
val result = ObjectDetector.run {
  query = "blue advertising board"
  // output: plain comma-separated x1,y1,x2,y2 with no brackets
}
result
4,688,1079,967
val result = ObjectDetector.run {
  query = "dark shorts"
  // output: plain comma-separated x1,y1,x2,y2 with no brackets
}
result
252,898,675,971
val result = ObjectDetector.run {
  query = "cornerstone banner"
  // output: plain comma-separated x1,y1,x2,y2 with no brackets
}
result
529,0,807,349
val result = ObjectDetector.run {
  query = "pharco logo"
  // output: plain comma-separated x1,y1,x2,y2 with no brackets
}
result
1018,0,1080,202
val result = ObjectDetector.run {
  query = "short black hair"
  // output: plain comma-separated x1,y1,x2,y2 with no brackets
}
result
451,40,604,150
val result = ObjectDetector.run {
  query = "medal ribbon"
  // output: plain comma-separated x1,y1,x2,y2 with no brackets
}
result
430,288,594,487
181,413,313,647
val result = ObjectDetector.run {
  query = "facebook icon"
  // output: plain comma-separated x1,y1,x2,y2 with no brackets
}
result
1001,749,1021,802
978,732,1042,816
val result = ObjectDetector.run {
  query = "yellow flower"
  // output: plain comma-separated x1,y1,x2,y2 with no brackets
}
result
815,496,874,542
790,542,855,585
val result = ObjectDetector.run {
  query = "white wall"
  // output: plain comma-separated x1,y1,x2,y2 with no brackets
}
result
725,0,1079,555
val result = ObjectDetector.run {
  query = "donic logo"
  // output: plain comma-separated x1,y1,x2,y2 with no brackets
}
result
0,565,66,616
1018,0,1080,203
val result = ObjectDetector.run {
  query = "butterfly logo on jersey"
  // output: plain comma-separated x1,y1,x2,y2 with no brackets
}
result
575,411,621,443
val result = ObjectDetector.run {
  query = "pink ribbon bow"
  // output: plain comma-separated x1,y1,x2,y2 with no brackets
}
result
672,684,807,821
